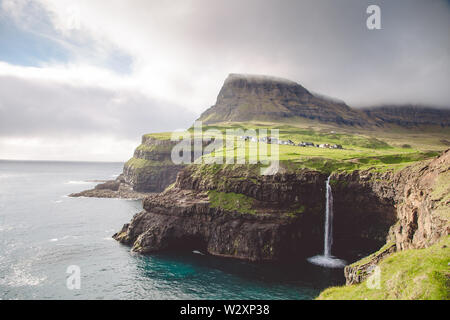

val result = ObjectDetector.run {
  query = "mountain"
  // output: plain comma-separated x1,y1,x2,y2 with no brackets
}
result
72,72,449,300
198,73,371,126
363,105,450,127
198,73,450,128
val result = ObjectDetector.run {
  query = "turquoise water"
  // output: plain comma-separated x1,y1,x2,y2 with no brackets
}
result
0,160,344,299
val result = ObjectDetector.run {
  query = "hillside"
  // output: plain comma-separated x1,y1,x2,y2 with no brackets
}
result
72,72,449,300
73,74,450,196
198,74,450,129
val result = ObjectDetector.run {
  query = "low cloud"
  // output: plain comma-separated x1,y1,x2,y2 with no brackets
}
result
0,0,449,160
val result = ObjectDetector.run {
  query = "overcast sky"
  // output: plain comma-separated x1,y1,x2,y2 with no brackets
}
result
0,0,449,161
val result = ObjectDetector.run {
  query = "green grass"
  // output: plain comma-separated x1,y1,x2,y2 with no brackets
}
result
195,122,444,173
285,205,306,218
208,190,257,215
125,157,174,169
136,121,448,174
135,143,173,153
317,236,450,300
143,132,173,140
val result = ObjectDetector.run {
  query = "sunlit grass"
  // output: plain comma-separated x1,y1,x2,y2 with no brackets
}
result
317,236,450,300
140,121,448,173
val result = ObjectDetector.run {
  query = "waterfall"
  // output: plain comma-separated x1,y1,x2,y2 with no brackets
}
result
324,176,333,256
307,175,346,268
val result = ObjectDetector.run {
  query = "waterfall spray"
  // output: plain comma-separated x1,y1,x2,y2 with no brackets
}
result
307,175,346,268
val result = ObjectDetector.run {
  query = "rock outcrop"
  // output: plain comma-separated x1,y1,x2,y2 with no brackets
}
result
344,242,397,285
122,136,186,193
71,135,189,198
390,149,450,250
337,149,450,284
69,174,149,199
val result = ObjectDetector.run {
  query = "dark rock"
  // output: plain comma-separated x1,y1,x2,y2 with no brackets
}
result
344,242,396,285
113,168,329,261
69,174,150,199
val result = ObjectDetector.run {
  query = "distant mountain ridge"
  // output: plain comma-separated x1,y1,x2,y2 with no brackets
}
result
198,73,450,128
362,105,450,127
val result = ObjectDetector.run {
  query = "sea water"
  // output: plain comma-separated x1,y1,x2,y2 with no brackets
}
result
0,160,344,299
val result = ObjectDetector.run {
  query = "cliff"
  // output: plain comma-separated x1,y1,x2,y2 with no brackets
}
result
69,135,185,198
329,149,449,286
122,135,185,192
318,235,449,300
114,165,329,261
113,150,449,284
71,74,450,199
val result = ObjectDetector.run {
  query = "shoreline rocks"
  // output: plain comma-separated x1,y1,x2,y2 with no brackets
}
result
69,174,150,199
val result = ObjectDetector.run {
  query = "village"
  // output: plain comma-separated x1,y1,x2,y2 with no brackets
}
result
238,135,343,149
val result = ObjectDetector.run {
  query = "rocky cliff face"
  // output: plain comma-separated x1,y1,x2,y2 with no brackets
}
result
70,135,186,197
113,150,449,267
329,170,398,255
114,166,330,261
340,149,449,284
390,149,449,250
198,74,371,126
123,136,185,193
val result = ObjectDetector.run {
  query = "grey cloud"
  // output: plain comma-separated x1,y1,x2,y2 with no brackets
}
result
1,0,449,160
141,0,450,107
0,75,195,139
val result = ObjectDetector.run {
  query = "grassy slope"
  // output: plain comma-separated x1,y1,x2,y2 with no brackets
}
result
136,121,449,300
125,157,174,169
135,122,448,174
197,121,448,173
317,236,450,300
208,190,257,215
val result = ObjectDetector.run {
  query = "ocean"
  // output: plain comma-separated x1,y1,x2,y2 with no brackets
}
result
0,160,344,300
